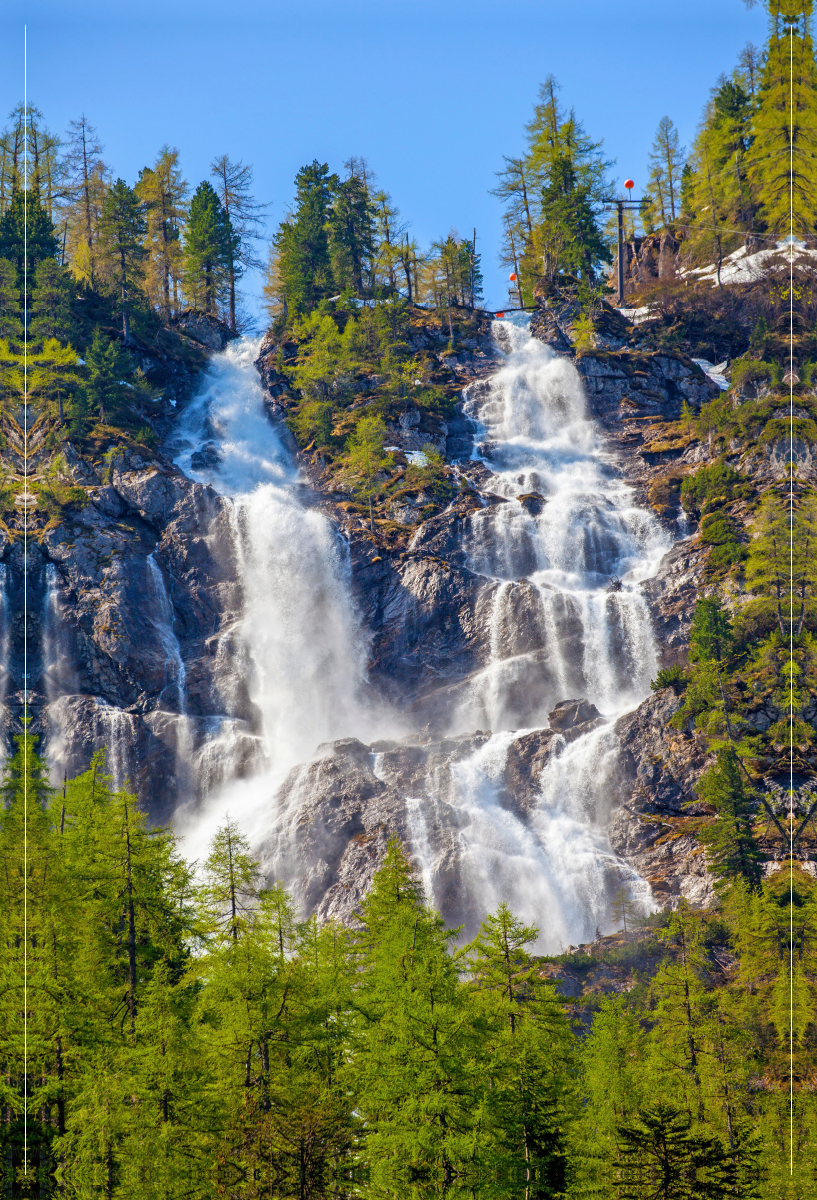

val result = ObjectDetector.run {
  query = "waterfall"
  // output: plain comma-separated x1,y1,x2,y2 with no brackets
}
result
146,552,187,713
459,315,668,729
169,322,666,940
171,338,376,857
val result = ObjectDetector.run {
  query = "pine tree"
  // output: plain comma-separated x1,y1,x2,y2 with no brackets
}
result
96,179,147,343
183,180,233,317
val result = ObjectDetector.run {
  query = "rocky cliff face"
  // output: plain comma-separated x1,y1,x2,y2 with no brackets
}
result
9,293,797,929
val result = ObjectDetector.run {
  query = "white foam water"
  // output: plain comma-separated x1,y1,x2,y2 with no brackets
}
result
167,324,664,938
171,339,378,860
459,315,668,729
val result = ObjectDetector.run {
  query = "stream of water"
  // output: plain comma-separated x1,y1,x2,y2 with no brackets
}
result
164,319,665,943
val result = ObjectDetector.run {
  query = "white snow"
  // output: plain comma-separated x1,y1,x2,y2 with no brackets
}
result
681,238,817,287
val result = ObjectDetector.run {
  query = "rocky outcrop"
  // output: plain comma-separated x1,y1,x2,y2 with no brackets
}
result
611,689,715,908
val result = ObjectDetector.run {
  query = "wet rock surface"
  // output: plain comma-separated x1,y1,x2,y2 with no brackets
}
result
5,300,753,921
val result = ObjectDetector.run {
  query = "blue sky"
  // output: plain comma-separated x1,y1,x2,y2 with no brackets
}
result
2,1,767,318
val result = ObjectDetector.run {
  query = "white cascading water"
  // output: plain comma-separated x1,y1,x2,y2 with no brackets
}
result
457,314,667,730
171,339,376,858
394,315,667,946
166,321,666,945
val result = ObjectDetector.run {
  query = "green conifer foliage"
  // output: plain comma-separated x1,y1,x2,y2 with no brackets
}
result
0,257,21,343
329,173,376,297
697,747,764,888
97,179,147,343
272,161,337,319
29,257,75,344
183,180,234,317
747,0,817,240
0,189,59,283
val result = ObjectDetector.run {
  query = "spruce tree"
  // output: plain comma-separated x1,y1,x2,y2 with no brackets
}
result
183,180,234,317
697,748,763,889
329,172,375,297
272,160,337,319
0,257,22,343
0,189,59,283
29,257,75,344
97,179,147,343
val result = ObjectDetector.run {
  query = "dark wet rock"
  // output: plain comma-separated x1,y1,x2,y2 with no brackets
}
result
610,689,715,908
548,699,603,732
170,309,237,352
190,442,222,471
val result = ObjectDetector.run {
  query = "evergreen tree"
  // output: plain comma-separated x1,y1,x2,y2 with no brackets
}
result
272,161,337,319
329,171,376,297
183,180,234,317
689,595,733,664
83,326,131,424
495,75,612,295
0,189,59,283
97,179,147,343
697,747,763,889
0,257,22,343
29,257,75,344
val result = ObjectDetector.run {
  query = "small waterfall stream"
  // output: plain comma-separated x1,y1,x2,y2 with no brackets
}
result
166,320,667,944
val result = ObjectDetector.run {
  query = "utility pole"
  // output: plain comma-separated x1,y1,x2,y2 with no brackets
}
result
602,183,642,306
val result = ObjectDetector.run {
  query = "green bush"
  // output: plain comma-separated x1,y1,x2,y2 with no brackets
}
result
650,664,688,692
729,358,772,389
680,460,752,514
699,511,746,569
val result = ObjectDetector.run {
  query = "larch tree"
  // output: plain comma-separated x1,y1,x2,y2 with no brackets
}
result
647,116,685,226
61,115,108,287
138,146,188,321
746,0,817,240
210,154,266,332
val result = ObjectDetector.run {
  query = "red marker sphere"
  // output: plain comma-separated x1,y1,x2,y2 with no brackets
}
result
624,178,635,190
509,272,518,281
